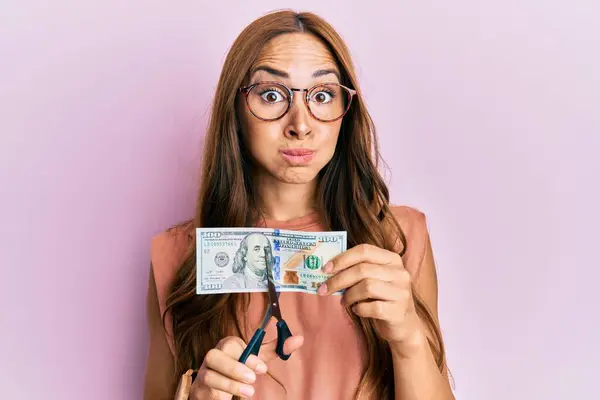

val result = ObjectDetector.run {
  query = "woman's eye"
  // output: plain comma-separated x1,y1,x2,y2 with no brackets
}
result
261,91,285,103
312,91,333,103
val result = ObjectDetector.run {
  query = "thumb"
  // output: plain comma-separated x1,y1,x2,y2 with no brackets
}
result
258,334,304,363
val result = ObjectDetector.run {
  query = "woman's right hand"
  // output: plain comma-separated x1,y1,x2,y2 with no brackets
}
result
190,334,304,399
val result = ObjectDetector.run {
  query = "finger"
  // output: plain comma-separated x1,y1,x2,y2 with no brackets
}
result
216,337,268,374
341,278,406,307
244,354,268,374
352,300,399,321
195,368,256,398
190,383,231,400
192,387,232,400
203,348,257,384
216,336,246,358
191,375,238,400
321,263,408,295
258,334,305,363
323,244,402,274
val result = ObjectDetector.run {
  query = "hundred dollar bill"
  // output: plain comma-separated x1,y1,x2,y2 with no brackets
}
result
196,228,347,295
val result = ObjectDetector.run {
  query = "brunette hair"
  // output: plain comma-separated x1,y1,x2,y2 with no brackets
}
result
164,9,448,399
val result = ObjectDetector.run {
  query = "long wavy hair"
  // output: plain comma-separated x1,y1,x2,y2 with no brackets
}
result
164,10,448,399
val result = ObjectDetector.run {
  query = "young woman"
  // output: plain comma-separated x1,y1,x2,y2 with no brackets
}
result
144,10,454,400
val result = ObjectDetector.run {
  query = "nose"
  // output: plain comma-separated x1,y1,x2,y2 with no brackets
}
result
284,91,312,139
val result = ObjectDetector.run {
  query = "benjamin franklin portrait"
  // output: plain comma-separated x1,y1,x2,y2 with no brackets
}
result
221,232,273,290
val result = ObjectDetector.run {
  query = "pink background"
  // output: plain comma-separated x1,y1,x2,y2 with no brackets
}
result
1,1,598,399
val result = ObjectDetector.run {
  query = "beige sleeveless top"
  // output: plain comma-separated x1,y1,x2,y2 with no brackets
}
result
150,205,429,399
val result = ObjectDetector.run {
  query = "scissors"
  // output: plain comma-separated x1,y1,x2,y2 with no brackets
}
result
238,248,293,363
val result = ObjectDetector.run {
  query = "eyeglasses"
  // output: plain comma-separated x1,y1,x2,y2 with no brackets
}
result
239,81,357,122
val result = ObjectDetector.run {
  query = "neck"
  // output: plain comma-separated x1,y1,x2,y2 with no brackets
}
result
254,173,318,222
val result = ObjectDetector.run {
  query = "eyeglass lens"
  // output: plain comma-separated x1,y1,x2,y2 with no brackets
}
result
246,83,350,121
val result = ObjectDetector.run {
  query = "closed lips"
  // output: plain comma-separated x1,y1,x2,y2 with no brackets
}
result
281,149,315,155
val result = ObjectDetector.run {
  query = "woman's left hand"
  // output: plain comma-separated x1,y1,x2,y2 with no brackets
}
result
317,244,425,356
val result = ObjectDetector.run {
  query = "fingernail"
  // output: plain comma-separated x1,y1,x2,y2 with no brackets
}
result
323,262,332,273
240,385,255,397
256,363,267,374
317,283,328,295
243,371,256,383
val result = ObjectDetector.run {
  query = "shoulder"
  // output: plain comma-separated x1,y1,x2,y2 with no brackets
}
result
149,221,195,350
150,221,195,287
150,221,195,273
388,204,430,277
389,204,427,229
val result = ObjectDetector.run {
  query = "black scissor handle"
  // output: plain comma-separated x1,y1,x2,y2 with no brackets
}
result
275,320,293,360
238,329,266,364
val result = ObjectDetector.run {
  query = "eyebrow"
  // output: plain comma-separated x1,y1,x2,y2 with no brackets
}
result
251,65,341,81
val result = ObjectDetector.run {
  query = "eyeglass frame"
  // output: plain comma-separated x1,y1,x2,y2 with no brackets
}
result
238,80,357,123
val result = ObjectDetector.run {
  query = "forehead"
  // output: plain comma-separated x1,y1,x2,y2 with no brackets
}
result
247,234,268,246
250,33,339,82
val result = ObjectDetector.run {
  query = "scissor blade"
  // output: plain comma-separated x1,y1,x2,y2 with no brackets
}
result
258,301,273,330
265,248,283,321
258,292,280,330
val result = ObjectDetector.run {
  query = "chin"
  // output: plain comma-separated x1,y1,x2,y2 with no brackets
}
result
273,168,320,185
